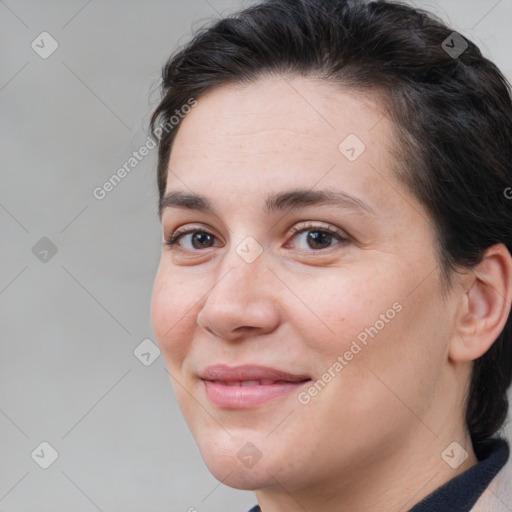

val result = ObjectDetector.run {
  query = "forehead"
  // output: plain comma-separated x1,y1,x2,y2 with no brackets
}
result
165,75,417,223
171,75,388,158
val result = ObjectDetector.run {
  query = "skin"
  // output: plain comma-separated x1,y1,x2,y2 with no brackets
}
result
150,75,512,511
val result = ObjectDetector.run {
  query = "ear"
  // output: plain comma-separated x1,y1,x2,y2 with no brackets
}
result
449,243,512,362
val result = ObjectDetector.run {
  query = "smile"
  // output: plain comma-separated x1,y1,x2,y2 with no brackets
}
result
199,364,312,408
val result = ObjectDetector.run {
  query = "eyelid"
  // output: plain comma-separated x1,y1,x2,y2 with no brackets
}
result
287,221,348,239
169,223,213,240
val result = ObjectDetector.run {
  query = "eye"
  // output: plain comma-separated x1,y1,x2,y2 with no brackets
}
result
163,222,349,253
285,222,349,251
164,226,219,251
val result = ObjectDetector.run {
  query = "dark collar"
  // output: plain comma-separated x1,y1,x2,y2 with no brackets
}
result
410,437,509,512
247,438,509,512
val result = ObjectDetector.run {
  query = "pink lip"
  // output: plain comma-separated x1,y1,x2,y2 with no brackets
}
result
200,364,311,408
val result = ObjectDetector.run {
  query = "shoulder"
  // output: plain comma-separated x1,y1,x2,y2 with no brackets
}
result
471,448,512,512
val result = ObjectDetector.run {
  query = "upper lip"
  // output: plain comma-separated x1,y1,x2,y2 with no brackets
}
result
200,364,311,383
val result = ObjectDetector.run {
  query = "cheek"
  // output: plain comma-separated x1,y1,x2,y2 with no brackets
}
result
295,267,389,356
150,266,197,368
298,264,445,400
315,273,447,428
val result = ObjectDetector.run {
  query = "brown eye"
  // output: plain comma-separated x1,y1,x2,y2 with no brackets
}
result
188,232,215,249
165,229,218,251
288,223,349,251
304,230,337,250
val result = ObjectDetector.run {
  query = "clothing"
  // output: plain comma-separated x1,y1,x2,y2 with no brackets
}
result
247,437,510,512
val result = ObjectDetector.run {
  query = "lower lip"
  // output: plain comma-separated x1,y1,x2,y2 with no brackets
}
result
203,380,311,408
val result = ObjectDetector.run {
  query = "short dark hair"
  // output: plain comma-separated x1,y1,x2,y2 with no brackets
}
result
149,0,512,455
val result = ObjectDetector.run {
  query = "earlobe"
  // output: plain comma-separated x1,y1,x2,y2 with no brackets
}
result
449,244,512,363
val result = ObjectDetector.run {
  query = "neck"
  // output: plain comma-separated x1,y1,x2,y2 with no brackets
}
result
254,422,477,512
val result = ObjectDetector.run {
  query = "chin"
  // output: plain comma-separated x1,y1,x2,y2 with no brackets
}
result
195,434,280,490
206,460,278,491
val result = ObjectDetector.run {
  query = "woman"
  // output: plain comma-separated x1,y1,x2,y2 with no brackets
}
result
149,0,512,510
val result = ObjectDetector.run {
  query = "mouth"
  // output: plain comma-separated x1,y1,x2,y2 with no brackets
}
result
199,364,312,408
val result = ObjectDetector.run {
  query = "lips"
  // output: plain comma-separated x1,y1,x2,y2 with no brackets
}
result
216,379,294,386
200,364,312,408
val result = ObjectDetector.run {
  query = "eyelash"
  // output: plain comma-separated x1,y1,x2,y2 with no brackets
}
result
163,222,349,253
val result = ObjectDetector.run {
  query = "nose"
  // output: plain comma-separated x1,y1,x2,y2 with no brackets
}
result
196,252,281,341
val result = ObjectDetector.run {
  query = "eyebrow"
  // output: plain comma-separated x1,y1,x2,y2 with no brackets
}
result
159,188,376,219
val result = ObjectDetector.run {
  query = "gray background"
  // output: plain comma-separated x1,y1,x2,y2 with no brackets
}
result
1,1,511,511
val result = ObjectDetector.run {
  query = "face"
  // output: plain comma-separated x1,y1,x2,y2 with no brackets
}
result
151,75,460,494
